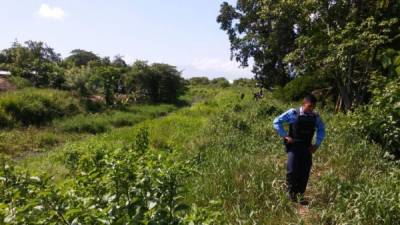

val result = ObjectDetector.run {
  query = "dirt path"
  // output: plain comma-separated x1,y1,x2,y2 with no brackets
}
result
298,204,311,224
297,164,324,224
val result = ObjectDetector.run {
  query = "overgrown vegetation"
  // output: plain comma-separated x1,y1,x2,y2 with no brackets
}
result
0,0,399,223
0,103,177,156
0,41,186,105
218,0,400,111
0,88,81,127
0,130,218,224
352,49,400,157
2,86,399,224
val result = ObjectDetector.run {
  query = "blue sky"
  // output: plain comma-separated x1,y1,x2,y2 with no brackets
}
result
0,0,252,80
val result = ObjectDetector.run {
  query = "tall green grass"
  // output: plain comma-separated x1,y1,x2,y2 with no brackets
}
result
0,101,177,156
7,86,400,224
55,104,177,134
0,88,81,127
180,88,400,224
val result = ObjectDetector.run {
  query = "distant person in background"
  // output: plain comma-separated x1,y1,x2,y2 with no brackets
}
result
253,89,264,101
273,94,325,205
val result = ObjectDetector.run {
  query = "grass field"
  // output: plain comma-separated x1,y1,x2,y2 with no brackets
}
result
0,87,178,157
1,86,400,224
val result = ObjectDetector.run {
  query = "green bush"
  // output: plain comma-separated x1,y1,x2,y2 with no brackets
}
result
0,88,81,126
352,75,400,156
273,75,324,101
232,78,256,87
7,76,32,89
82,98,106,112
188,77,210,86
0,109,13,128
256,104,283,117
211,77,230,88
352,49,400,157
37,132,60,148
0,130,218,224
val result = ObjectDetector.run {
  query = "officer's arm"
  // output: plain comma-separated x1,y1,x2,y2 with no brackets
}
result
315,115,326,148
273,109,294,138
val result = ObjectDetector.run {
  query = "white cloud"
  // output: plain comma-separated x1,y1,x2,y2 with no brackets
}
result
38,4,65,20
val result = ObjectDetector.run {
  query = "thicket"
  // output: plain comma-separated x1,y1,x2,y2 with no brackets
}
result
0,41,186,106
218,0,400,111
0,104,177,156
352,49,400,157
188,77,231,88
0,129,219,224
210,77,230,88
232,78,256,87
0,88,81,127
1,86,400,224
187,77,210,86
273,75,329,102
182,88,400,224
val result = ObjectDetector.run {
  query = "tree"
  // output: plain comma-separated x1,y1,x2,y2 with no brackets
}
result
93,66,122,106
232,78,256,87
64,66,94,97
127,61,185,103
112,55,128,68
188,77,210,85
217,1,301,87
1,40,64,87
285,0,400,110
64,49,100,67
218,0,400,110
152,63,185,103
211,77,230,88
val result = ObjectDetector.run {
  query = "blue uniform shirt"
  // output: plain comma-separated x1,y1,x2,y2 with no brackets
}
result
273,107,325,147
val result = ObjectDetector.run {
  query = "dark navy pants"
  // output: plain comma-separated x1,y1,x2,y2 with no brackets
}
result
285,145,312,199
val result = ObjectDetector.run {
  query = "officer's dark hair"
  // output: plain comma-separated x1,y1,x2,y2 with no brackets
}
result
303,94,317,105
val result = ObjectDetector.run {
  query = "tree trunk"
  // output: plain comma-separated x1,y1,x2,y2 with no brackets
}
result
335,95,342,113
334,69,353,111
338,85,352,110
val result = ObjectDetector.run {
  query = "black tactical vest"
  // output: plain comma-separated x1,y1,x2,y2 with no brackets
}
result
288,108,317,148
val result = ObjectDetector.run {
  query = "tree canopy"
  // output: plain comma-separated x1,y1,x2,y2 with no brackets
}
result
218,0,400,110
0,41,186,105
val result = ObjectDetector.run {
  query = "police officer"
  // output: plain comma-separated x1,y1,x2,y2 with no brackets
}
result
273,94,325,205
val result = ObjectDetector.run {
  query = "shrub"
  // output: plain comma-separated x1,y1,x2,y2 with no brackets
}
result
256,104,282,117
37,132,60,148
352,49,400,157
0,88,81,126
8,76,32,89
273,75,325,101
188,77,210,86
0,109,13,128
82,97,106,112
211,77,230,88
129,62,186,103
0,130,218,224
352,75,400,156
232,78,256,87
